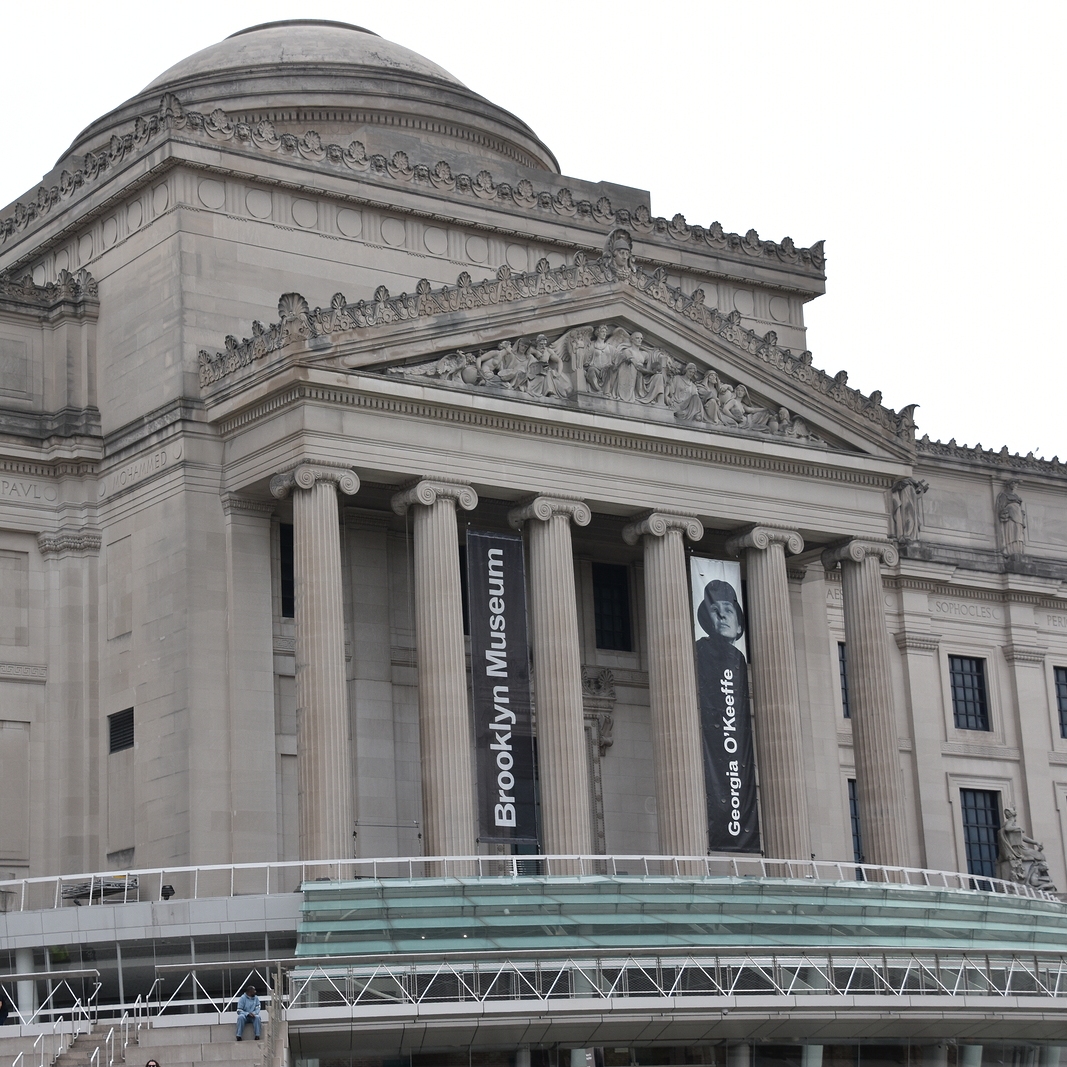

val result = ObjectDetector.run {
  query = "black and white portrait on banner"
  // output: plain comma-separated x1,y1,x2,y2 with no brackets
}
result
689,556,761,853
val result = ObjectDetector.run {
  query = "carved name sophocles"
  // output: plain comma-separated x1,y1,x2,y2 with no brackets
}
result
391,323,824,445
196,231,914,444
269,463,360,499
0,90,823,277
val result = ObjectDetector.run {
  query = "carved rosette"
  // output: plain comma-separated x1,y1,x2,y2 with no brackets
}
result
270,463,360,499
390,477,478,515
622,511,704,546
725,524,804,557
820,537,900,570
507,495,591,530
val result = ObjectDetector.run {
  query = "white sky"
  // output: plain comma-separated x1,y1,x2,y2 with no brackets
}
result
2,1,1064,459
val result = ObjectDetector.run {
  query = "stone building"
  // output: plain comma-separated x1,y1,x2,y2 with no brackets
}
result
1,19,1066,1065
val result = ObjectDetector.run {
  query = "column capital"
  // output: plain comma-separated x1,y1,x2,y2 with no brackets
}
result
821,537,899,570
391,477,477,515
622,510,703,546
507,494,591,531
270,463,359,500
725,524,804,557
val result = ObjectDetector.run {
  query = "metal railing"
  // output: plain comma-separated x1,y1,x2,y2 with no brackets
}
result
287,951,1067,1011
0,854,1058,912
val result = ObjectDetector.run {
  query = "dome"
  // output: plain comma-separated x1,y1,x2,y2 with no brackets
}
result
61,20,558,174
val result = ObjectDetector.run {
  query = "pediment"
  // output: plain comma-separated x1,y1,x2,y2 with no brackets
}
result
198,229,916,459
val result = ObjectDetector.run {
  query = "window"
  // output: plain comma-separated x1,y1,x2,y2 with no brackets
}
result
949,655,990,731
847,779,864,875
960,788,1000,881
838,642,851,719
1056,666,1067,739
109,708,134,754
592,563,632,652
280,523,295,619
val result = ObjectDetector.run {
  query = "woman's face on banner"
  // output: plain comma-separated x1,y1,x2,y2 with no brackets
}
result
707,598,742,642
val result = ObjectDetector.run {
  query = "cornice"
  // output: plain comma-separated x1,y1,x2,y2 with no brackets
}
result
217,381,899,489
893,631,940,653
199,231,913,447
0,458,97,478
1002,644,1046,665
0,268,98,312
36,530,102,558
918,435,1066,479
0,93,824,280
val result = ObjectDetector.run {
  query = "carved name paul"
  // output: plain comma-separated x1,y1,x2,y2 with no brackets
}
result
388,323,821,444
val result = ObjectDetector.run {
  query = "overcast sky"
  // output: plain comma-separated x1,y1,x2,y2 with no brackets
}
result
3,2,1063,459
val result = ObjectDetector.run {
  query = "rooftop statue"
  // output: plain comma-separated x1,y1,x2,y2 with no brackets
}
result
999,806,1057,893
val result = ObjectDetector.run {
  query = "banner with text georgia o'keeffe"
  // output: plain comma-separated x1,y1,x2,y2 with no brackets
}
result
467,529,537,845
690,555,761,853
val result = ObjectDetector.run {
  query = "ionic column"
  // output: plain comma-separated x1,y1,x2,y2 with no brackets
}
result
271,464,360,862
623,511,708,857
821,538,908,868
392,478,479,858
725,524,811,860
508,496,593,858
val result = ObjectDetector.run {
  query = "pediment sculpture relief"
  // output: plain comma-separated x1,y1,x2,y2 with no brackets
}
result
388,324,820,442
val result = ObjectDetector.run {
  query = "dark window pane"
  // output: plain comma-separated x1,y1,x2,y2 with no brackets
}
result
960,788,1000,880
949,655,989,731
847,779,864,870
280,523,295,619
109,708,134,754
838,642,850,719
1056,666,1067,739
592,563,632,652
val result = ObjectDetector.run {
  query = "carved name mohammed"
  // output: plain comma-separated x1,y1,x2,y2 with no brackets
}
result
104,444,182,496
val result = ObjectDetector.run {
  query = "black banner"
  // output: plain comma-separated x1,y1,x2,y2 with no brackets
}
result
466,529,538,845
690,557,761,853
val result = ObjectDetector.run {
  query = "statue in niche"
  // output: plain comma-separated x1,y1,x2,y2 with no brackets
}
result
890,477,930,541
996,480,1027,556
999,806,1057,892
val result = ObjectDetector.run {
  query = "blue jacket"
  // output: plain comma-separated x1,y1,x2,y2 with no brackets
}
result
237,993,260,1017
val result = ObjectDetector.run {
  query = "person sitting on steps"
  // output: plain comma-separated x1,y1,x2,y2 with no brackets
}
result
235,984,261,1041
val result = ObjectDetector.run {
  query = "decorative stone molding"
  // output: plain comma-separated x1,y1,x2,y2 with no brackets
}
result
893,631,940,653
221,494,275,516
622,511,703,546
725,523,804,557
390,477,477,515
1003,644,1046,664
36,531,102,558
0,90,823,277
0,269,99,312
507,495,591,530
821,537,900,570
0,663,47,683
269,463,359,499
197,232,913,447
919,435,1065,476
581,666,617,755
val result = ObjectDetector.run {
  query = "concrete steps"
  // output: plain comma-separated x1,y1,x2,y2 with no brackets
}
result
53,1030,120,1066
134,1019,268,1067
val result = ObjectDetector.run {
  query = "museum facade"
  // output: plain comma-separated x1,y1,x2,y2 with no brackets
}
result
1,19,1066,1066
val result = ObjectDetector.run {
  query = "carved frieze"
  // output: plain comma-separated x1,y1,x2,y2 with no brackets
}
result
198,230,914,444
390,323,823,443
0,269,99,314
0,92,823,279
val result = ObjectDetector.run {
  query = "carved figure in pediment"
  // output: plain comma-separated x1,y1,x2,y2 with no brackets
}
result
667,363,707,422
777,407,814,440
635,342,669,405
524,334,571,398
701,371,724,423
890,477,929,541
476,340,528,389
610,330,644,403
584,324,617,392
996,480,1027,557
604,228,635,279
